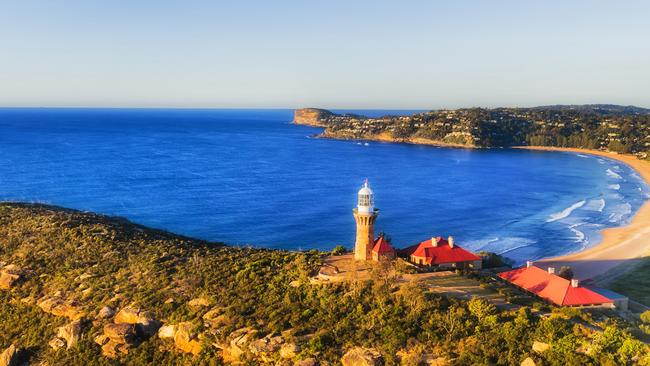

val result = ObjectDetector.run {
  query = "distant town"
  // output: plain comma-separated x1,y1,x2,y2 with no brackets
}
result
294,105,650,159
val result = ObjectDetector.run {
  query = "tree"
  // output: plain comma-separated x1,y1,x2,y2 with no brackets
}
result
558,266,574,280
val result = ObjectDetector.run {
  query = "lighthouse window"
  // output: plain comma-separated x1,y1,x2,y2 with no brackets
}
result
359,194,371,206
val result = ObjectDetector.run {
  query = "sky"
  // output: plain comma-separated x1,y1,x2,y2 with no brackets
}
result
1,0,649,109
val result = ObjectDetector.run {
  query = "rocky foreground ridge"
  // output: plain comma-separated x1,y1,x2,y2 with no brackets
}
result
1,202,649,365
293,105,650,158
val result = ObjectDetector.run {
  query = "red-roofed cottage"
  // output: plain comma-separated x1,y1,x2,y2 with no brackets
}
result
371,235,396,261
498,261,615,308
400,236,482,270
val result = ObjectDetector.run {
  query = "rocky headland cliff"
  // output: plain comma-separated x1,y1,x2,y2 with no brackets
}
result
293,106,650,158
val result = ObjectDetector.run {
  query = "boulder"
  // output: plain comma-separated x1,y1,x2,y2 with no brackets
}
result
280,343,300,359
103,323,137,345
532,341,549,354
56,320,83,349
158,325,176,339
249,334,284,362
0,344,18,366
521,357,536,366
341,347,382,366
114,306,159,337
219,327,257,363
0,265,22,290
188,298,210,308
294,358,318,366
36,296,85,320
97,306,115,319
48,338,66,350
173,322,202,355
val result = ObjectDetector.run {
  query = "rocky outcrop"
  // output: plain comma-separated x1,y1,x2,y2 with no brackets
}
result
341,347,382,366
249,334,284,362
293,108,333,127
51,320,83,349
0,344,19,366
157,325,176,339
216,327,258,363
97,306,115,320
114,306,160,337
0,265,23,290
37,296,85,320
95,323,137,358
203,306,230,329
173,322,202,355
280,343,300,359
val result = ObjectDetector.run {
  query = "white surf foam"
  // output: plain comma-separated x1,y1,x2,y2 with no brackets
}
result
608,184,620,190
606,169,623,179
584,198,606,212
547,200,586,222
576,154,590,158
568,223,586,243
608,203,633,223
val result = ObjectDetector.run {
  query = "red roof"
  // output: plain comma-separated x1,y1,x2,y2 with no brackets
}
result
372,236,395,255
498,266,613,306
400,237,480,265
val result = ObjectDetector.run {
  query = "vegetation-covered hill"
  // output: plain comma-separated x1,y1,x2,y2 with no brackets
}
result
293,105,650,158
1,202,649,365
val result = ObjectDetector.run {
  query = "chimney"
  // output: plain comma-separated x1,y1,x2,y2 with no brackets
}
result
526,261,534,268
432,237,438,247
548,267,556,274
448,236,455,248
571,279,579,288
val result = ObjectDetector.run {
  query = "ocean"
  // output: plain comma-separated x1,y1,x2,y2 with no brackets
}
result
0,108,648,263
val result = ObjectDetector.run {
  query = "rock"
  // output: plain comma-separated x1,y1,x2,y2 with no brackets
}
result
293,108,334,126
57,320,83,349
103,323,137,345
173,322,202,355
0,344,18,366
158,325,176,339
188,298,210,308
280,343,300,359
101,340,130,359
94,334,110,346
219,327,258,363
36,296,85,320
532,341,549,354
48,338,66,350
0,265,22,290
114,306,159,337
294,358,318,366
521,357,536,366
341,347,382,366
249,334,284,362
97,306,115,319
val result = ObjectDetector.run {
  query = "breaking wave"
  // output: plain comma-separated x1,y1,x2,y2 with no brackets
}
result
606,169,622,179
547,200,586,222
608,184,620,190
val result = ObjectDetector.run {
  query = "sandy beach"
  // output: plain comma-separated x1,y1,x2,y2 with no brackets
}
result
519,147,650,281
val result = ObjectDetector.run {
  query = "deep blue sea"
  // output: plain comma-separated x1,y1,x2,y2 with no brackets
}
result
0,108,648,263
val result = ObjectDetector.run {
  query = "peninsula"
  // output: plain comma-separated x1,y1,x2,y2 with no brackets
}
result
293,106,650,158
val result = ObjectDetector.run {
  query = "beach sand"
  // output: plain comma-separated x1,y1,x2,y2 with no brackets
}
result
519,147,650,282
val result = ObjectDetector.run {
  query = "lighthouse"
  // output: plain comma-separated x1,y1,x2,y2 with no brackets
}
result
353,180,379,261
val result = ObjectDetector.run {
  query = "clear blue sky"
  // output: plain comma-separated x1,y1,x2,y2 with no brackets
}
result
1,1,649,109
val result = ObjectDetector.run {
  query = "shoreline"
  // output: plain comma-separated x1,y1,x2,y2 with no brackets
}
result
519,146,650,282
313,128,650,281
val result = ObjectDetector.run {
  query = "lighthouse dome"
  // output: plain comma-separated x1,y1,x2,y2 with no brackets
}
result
357,180,375,214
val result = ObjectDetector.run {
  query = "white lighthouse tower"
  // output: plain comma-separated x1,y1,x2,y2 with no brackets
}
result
353,180,378,260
